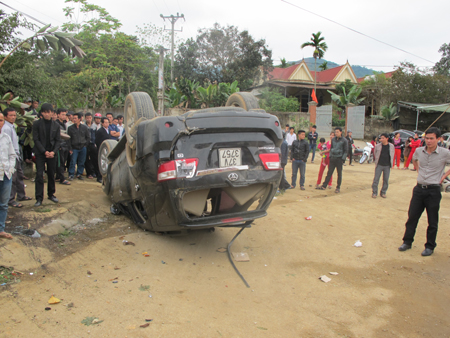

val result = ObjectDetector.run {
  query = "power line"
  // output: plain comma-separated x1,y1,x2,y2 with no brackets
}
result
280,0,436,64
8,0,65,24
0,1,46,25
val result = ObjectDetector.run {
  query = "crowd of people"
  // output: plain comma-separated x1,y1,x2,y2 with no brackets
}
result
280,124,450,257
0,99,125,239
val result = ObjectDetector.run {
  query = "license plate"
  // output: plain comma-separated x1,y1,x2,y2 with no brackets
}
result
219,148,241,167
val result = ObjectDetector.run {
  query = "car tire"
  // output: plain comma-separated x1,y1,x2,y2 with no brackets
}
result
124,92,156,147
225,92,259,111
98,139,118,177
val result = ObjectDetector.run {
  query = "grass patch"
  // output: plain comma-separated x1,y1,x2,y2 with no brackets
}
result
81,316,103,326
35,208,52,213
139,284,150,291
0,266,21,285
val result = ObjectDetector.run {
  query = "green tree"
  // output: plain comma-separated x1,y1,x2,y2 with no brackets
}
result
434,43,450,76
327,85,365,107
319,60,328,71
175,23,273,90
277,58,289,68
258,88,300,112
301,31,328,93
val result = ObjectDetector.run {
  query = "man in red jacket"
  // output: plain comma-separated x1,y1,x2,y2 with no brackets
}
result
403,133,421,170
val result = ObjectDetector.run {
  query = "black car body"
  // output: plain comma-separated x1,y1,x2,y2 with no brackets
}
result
100,92,283,232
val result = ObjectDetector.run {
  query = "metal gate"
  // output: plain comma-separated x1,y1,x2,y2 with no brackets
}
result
315,105,332,138
347,106,365,139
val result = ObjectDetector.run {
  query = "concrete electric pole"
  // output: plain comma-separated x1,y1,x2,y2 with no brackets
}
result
157,46,168,116
160,13,185,81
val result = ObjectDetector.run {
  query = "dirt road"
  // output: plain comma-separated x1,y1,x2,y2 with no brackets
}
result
1,157,449,338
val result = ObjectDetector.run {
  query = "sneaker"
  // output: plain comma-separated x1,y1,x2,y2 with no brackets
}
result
335,188,340,193
69,176,74,181
76,175,83,180
372,193,377,198
300,186,305,190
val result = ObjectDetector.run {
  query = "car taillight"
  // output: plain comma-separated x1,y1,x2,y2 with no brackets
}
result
259,153,281,170
157,158,199,182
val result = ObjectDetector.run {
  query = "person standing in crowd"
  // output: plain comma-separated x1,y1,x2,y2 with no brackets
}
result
106,113,120,140
437,136,445,147
284,124,290,136
345,130,354,166
403,136,413,162
2,108,32,208
286,126,296,157
371,136,377,162
66,111,74,127
92,113,102,129
55,108,71,185
392,132,403,169
316,132,334,189
318,127,348,193
0,112,16,240
371,133,395,198
279,131,291,190
67,113,90,181
117,115,124,137
84,112,101,182
33,103,61,206
307,125,318,163
290,130,309,190
403,132,421,170
399,127,450,256
95,117,112,183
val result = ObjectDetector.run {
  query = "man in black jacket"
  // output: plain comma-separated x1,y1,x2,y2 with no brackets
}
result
307,125,318,163
95,117,112,183
318,127,348,193
291,130,309,190
67,112,90,180
33,103,61,206
345,130,354,166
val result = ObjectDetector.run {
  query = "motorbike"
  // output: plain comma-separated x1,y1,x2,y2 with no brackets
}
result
352,145,364,162
359,142,374,164
442,177,450,193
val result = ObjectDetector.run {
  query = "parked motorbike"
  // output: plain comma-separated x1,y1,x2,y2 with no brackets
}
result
352,145,364,162
359,142,374,164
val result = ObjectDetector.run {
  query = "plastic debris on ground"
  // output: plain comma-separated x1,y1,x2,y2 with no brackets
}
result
305,216,312,220
48,295,61,304
329,272,339,275
319,275,331,283
140,323,150,328
216,247,227,253
353,240,362,247
232,252,250,262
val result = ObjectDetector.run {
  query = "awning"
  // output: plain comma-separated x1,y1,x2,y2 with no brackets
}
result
398,101,450,113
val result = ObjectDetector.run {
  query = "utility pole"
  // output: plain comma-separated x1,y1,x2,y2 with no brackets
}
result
157,46,168,116
160,13,185,81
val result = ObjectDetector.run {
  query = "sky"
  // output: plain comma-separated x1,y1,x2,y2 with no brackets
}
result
2,0,449,73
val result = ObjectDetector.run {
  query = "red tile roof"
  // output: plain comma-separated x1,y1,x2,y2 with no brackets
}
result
268,64,298,80
268,63,345,83
314,66,344,83
357,71,396,83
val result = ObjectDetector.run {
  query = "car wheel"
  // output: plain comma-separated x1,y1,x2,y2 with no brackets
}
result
225,92,259,111
124,92,155,166
98,140,118,177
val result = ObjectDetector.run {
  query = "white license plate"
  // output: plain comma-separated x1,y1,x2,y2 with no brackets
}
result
219,148,241,167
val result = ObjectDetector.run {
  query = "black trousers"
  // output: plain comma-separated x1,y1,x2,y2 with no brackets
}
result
35,154,56,201
56,148,69,183
403,185,441,250
322,157,343,189
348,149,353,164
85,144,100,177
279,163,291,190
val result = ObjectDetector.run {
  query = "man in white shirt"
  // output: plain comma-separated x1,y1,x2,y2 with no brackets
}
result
117,114,124,137
286,127,297,157
0,112,16,240
2,108,31,207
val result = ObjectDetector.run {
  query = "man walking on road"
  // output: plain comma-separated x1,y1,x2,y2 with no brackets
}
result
398,127,450,256
33,103,61,206
291,130,309,190
308,125,318,163
318,127,348,193
371,133,394,198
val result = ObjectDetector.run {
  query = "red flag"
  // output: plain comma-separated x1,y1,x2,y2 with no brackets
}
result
311,89,318,103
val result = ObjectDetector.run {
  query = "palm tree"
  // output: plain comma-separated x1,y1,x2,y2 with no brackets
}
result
279,58,288,68
301,32,328,94
319,61,328,71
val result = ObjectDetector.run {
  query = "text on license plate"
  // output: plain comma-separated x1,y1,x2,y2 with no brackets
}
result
219,148,241,167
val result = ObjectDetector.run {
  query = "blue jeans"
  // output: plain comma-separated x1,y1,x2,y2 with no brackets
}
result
0,174,13,233
69,147,87,177
291,160,306,188
310,144,316,162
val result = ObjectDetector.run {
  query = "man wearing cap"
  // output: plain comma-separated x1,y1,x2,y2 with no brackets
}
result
93,113,102,129
33,103,61,206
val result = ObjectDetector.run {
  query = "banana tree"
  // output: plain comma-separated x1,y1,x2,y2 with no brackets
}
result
197,84,218,108
0,23,86,70
327,85,365,108
381,102,398,120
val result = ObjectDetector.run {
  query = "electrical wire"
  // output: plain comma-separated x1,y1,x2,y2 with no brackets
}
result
0,1,46,25
280,0,435,64
7,0,65,24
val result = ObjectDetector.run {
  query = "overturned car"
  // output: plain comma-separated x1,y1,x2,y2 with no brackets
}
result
99,92,283,232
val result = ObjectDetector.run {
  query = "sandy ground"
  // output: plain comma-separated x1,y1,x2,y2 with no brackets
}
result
1,147,450,338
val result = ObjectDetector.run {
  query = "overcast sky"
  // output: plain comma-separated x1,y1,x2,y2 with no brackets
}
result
3,0,449,73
